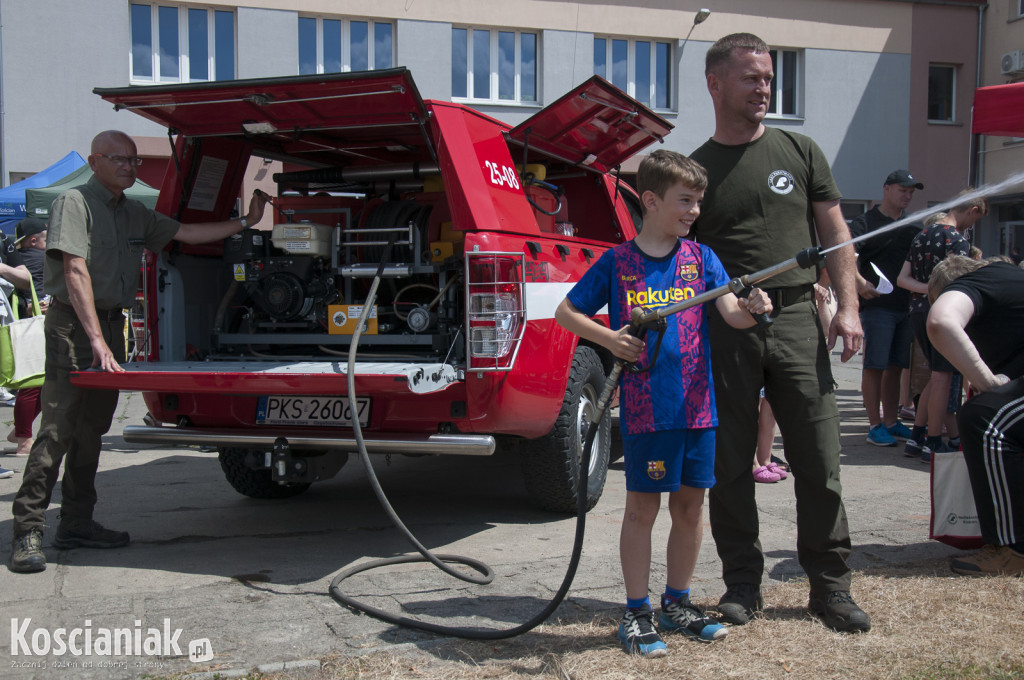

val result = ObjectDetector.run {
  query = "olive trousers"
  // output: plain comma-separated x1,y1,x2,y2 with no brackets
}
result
12,303,124,536
708,299,853,595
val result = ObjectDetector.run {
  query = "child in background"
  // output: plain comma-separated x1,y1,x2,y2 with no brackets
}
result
555,150,771,656
897,195,987,461
752,277,831,482
752,390,787,483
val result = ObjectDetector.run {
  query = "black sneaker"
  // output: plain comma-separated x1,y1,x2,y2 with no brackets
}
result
717,583,763,625
903,439,923,458
617,604,667,657
808,591,871,633
9,529,46,573
53,519,130,550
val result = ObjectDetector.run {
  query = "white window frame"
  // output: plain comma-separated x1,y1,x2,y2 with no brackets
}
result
593,36,674,111
452,27,539,105
766,48,801,118
1013,0,1024,20
298,16,394,74
928,63,957,123
130,3,235,84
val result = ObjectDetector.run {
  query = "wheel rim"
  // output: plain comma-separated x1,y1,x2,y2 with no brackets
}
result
577,382,602,476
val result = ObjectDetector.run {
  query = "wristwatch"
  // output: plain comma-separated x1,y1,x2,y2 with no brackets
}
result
239,217,248,229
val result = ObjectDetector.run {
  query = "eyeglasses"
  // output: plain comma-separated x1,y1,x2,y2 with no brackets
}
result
94,154,143,167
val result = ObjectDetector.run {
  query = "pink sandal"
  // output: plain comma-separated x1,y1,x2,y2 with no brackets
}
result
753,465,781,483
767,461,788,480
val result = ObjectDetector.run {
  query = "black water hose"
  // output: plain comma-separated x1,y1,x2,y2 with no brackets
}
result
328,238,595,639
524,174,564,217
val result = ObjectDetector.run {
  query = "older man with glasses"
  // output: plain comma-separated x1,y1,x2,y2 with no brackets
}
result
8,130,270,573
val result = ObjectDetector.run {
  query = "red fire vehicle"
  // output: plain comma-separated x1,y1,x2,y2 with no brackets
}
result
76,69,671,512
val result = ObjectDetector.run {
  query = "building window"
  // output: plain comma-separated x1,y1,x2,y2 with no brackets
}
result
298,17,393,75
593,37,672,110
452,28,537,104
841,201,869,222
767,49,800,117
928,64,956,122
130,4,235,83
1014,0,1024,20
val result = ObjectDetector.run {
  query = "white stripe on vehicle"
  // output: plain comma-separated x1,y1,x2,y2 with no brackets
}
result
524,282,607,321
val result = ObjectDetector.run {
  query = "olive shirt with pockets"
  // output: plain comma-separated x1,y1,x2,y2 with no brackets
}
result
45,175,179,310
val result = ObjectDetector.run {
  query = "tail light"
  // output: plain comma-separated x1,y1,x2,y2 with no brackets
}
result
466,252,525,371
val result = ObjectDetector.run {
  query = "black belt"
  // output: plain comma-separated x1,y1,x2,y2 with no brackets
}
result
51,298,125,320
762,284,814,311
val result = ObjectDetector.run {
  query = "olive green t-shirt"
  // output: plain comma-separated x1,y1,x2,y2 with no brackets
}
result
45,175,179,309
690,127,841,289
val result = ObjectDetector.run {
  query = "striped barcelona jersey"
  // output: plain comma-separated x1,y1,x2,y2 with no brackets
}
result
566,238,730,434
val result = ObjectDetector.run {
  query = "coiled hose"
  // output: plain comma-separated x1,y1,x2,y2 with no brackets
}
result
328,237,595,638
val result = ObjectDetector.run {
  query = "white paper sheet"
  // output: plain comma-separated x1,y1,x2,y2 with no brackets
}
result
870,262,894,294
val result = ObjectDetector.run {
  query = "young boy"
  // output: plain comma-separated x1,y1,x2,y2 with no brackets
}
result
555,150,771,657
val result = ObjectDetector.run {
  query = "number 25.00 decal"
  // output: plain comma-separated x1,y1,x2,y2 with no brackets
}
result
484,160,521,190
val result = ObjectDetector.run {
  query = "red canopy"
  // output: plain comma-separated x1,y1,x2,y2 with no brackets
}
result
972,82,1024,137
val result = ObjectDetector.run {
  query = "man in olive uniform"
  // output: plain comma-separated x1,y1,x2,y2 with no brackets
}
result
9,130,268,573
689,34,870,632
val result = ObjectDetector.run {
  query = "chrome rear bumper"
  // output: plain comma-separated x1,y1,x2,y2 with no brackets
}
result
122,425,495,456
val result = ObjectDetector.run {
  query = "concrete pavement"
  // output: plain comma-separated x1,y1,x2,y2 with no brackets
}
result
0,351,958,678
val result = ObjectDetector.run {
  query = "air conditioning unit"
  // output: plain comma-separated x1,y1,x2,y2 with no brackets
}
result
1001,50,1024,75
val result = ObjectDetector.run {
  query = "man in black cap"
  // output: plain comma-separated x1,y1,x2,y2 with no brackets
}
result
849,170,924,448
13,217,48,318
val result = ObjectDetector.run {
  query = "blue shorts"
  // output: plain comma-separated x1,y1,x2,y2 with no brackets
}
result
860,306,913,371
621,428,716,493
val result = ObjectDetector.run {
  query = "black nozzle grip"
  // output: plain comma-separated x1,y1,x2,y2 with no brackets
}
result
796,246,824,269
738,287,773,327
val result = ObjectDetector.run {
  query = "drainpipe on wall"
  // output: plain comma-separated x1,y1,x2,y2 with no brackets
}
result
970,2,987,189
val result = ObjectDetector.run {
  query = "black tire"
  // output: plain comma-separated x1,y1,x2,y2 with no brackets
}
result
522,346,611,513
218,447,311,499
609,422,624,464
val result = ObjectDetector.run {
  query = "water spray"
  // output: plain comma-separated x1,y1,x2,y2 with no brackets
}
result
822,170,1024,257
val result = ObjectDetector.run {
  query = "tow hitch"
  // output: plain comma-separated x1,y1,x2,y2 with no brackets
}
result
251,438,348,484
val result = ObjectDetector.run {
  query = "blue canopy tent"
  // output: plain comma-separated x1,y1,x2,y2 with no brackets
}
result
0,151,87,235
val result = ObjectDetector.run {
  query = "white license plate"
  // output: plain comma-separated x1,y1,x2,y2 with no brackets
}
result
256,395,370,427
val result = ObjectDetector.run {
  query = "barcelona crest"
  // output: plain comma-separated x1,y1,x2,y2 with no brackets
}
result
679,263,699,283
647,460,666,480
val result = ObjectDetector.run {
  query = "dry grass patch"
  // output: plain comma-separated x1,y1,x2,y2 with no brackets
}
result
179,559,1024,680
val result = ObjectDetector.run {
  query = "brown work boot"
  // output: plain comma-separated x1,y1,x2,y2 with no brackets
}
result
950,545,1024,577
9,529,47,573
53,519,130,550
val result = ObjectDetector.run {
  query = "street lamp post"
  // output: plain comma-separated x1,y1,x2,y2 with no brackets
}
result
681,8,711,54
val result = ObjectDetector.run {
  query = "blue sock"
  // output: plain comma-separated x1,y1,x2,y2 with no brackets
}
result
663,586,689,604
626,596,650,611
